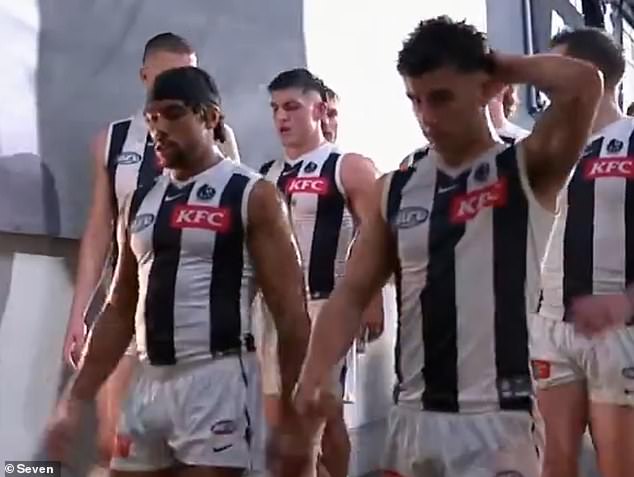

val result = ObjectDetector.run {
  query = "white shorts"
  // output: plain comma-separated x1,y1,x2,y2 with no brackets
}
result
529,315,634,406
110,354,264,472
382,405,541,477
256,297,346,398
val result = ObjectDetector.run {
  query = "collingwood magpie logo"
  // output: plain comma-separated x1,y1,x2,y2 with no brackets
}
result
304,162,318,173
474,162,490,182
197,184,216,201
607,139,624,154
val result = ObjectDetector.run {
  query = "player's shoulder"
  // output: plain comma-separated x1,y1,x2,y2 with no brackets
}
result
397,146,430,171
258,159,277,175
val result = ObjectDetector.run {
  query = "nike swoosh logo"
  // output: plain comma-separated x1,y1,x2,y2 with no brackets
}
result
438,186,456,193
213,444,233,452
165,193,186,202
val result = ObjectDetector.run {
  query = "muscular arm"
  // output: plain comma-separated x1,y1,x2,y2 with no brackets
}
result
247,180,311,414
69,216,138,401
299,176,396,389
341,153,385,339
493,53,603,209
65,129,115,349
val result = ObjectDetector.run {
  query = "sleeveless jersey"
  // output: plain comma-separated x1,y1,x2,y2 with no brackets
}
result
540,117,634,321
384,143,554,413
122,159,260,365
259,142,354,299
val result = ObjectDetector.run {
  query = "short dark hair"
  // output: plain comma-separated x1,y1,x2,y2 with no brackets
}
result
551,27,625,88
268,68,325,99
151,66,226,143
322,84,338,102
142,32,194,63
397,16,491,77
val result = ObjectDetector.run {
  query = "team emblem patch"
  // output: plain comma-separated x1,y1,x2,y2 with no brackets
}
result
473,162,490,182
130,213,155,233
117,152,142,165
196,184,216,201
395,207,429,229
607,138,624,154
304,161,318,173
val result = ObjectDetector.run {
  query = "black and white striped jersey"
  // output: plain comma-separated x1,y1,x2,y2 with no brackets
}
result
384,143,554,413
540,117,634,321
122,159,260,365
259,142,354,299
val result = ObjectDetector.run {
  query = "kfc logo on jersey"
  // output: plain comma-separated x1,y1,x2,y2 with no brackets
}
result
584,157,634,179
171,205,231,232
450,179,507,223
286,177,330,195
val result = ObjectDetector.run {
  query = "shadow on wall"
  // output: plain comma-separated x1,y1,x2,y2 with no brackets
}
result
35,0,306,239
0,154,61,237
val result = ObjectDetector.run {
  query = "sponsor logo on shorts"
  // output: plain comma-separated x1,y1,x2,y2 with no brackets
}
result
117,152,142,165
395,207,429,229
213,443,234,453
170,205,231,232
583,157,634,179
531,360,552,380
450,178,507,223
211,419,237,435
286,177,330,195
113,434,133,458
130,213,155,233
622,367,634,379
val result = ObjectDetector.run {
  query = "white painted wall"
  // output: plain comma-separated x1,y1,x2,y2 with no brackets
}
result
0,237,75,462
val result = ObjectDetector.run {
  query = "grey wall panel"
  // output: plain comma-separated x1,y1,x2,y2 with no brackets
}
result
29,0,306,239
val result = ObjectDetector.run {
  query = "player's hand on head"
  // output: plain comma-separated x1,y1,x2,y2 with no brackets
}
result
571,293,633,337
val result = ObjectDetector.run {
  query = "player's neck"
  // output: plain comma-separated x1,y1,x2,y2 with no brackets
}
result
591,93,625,134
437,124,497,169
172,146,220,181
285,134,325,161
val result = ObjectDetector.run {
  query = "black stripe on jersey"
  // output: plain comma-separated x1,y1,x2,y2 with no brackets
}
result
499,135,515,145
144,182,195,365
563,137,604,320
259,160,275,176
493,146,532,411
106,120,132,265
106,120,132,214
420,170,469,412
308,153,344,296
625,129,634,288
386,168,416,404
277,162,303,207
209,174,250,352
136,133,162,189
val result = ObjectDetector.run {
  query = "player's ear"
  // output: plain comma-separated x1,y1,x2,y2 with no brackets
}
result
203,104,221,130
314,100,327,121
